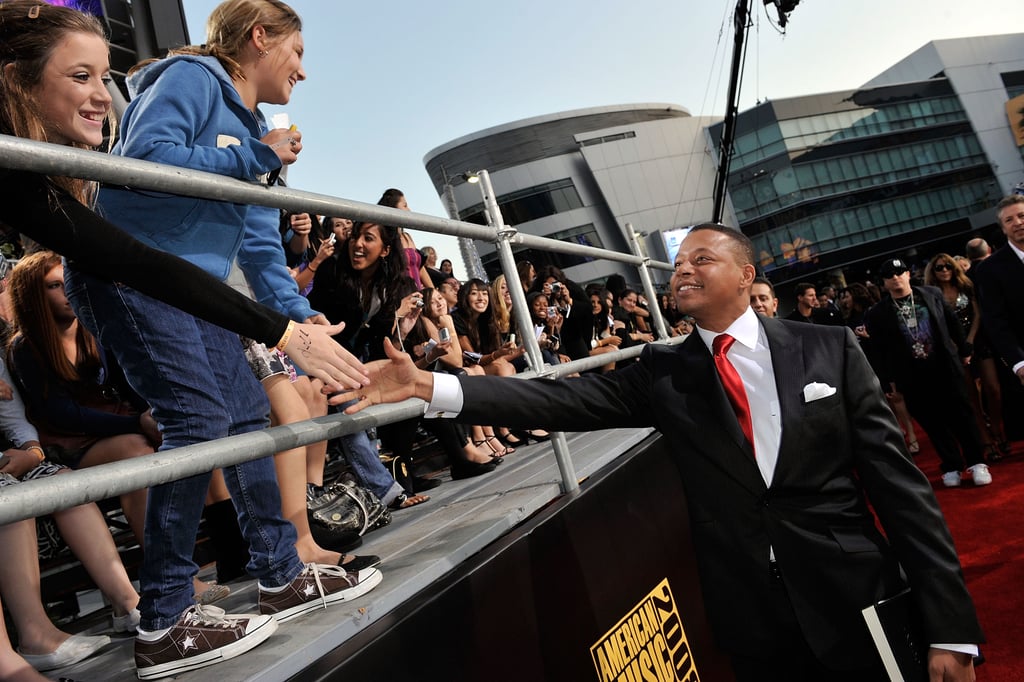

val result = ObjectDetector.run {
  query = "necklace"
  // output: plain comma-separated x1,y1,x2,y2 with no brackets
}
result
893,291,927,359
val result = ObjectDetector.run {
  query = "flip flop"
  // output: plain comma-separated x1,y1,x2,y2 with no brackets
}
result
389,492,430,510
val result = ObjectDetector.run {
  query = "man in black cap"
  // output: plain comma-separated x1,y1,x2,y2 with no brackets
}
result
864,257,991,487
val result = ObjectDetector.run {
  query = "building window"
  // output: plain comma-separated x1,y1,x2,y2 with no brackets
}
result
729,133,987,222
752,177,995,272
459,178,584,226
579,131,637,147
1002,70,1024,99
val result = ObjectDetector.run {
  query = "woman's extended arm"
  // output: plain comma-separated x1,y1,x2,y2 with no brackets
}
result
0,172,367,390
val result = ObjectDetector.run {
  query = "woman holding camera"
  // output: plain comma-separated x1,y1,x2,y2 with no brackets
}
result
526,291,567,367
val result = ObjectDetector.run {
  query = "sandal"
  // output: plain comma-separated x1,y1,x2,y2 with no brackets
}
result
475,437,512,460
194,581,230,606
514,429,551,443
496,430,525,447
388,492,430,511
338,554,382,571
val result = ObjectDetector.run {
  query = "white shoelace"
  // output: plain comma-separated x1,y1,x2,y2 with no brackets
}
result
185,604,241,629
303,563,351,610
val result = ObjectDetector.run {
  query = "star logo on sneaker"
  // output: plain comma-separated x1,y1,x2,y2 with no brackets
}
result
181,633,198,652
301,582,316,598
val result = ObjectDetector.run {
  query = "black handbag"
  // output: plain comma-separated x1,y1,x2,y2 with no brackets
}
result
307,480,391,536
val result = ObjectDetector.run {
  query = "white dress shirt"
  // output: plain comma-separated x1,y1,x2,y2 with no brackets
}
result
695,307,781,486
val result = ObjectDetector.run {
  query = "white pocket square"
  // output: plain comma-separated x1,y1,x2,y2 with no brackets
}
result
803,382,837,402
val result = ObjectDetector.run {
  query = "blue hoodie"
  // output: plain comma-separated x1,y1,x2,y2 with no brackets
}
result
98,55,315,322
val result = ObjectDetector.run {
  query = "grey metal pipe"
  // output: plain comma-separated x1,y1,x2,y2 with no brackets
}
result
626,222,671,339
0,136,673,270
476,170,577,493
0,400,425,526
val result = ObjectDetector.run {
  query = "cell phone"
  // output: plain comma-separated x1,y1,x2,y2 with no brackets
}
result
439,327,450,343
0,454,9,468
463,351,482,364
327,233,336,245
423,339,438,354
509,333,516,345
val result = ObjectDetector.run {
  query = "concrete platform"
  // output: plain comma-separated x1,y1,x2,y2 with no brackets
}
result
51,426,654,681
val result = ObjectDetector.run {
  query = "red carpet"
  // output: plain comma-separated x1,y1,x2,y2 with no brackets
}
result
911,436,1024,681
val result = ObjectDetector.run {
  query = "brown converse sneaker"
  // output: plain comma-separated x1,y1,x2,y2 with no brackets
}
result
258,562,383,623
134,604,278,680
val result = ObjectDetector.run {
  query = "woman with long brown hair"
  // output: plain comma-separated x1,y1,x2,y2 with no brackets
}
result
925,253,1009,459
7,251,235,604
0,1,379,676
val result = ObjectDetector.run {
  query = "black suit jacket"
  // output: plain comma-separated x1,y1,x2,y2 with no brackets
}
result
863,285,969,393
454,317,982,667
974,246,1024,369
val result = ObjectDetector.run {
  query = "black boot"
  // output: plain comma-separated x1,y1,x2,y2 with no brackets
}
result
201,499,250,584
450,459,497,480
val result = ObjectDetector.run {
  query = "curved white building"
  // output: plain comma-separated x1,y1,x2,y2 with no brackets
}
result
424,104,724,287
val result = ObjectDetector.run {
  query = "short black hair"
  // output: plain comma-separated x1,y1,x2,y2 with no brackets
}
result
752,277,776,297
688,223,754,266
794,282,816,298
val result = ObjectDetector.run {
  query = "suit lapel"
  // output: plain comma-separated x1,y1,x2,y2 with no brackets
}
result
762,318,806,481
673,335,765,495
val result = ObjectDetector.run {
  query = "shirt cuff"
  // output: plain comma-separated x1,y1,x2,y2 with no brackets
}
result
1013,360,1024,375
930,643,979,657
424,372,463,418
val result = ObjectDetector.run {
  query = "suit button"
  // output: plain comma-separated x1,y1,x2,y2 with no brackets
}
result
760,493,770,507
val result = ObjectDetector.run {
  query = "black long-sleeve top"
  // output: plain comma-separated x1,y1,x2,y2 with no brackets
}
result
0,171,289,347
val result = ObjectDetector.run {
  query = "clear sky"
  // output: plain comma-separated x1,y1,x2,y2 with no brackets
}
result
182,0,1022,278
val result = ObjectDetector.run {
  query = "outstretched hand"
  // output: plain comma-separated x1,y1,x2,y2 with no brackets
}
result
280,321,369,392
928,649,975,682
328,338,431,412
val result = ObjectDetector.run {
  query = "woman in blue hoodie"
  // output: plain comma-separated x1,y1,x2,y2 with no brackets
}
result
57,1,382,678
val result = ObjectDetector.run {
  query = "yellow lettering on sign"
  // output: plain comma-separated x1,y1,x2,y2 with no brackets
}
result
590,579,700,681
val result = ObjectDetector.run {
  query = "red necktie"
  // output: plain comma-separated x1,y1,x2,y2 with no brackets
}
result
713,334,755,455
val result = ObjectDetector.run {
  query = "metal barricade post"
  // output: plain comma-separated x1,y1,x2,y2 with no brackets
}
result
0,135,686,516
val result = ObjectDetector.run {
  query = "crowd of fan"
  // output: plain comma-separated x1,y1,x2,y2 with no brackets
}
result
3,182,1022,674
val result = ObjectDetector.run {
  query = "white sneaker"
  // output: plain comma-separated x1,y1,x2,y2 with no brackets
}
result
968,463,992,486
941,471,962,487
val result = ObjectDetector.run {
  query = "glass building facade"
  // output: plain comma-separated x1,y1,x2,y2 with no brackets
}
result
709,78,1002,284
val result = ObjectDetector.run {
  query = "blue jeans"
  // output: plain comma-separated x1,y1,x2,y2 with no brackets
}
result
332,402,404,506
65,269,303,630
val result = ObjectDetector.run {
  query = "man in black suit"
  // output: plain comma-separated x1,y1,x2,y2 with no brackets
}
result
864,257,991,488
974,195,1024,386
784,281,842,325
343,224,983,681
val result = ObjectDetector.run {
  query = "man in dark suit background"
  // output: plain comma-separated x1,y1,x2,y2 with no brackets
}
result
343,224,983,681
975,195,1024,386
974,194,1024,443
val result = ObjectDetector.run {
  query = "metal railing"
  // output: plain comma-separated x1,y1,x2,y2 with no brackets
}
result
0,134,679,525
